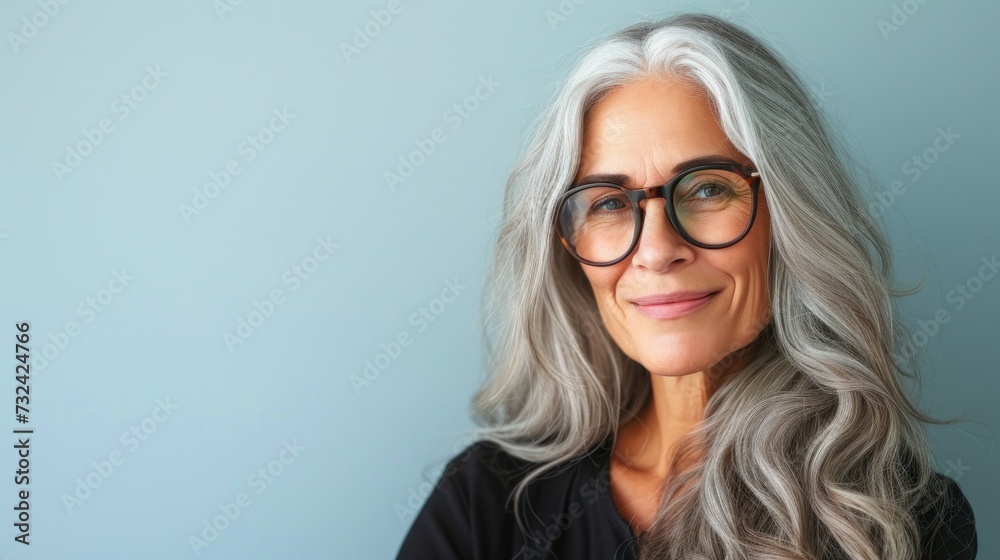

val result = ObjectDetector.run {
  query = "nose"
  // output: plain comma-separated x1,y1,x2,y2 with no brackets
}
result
629,196,695,271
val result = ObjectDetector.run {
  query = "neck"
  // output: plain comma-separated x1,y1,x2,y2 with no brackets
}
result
616,372,709,479
615,347,753,480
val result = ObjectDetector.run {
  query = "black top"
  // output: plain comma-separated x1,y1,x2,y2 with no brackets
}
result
395,436,977,560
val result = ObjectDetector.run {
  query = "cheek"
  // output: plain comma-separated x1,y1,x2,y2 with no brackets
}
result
727,234,772,335
581,266,630,329
586,270,621,312
736,203,771,292
700,215,769,298
751,218,771,300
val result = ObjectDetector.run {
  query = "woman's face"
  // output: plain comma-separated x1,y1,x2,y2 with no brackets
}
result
574,74,772,378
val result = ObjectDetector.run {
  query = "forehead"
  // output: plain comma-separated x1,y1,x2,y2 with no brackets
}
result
577,75,738,181
585,74,717,132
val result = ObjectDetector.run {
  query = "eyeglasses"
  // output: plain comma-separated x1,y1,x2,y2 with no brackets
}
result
554,163,762,266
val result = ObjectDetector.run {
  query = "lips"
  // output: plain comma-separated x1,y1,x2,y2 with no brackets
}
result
629,290,719,320
629,290,719,305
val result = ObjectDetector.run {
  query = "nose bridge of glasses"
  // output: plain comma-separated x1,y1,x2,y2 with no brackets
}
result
635,185,672,219
630,185,679,240
628,185,669,209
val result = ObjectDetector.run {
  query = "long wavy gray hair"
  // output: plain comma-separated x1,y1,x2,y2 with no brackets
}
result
469,11,952,560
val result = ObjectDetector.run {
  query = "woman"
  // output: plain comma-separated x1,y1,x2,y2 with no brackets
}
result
396,12,977,560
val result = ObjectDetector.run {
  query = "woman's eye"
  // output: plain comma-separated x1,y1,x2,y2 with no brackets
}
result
693,184,728,198
591,195,627,212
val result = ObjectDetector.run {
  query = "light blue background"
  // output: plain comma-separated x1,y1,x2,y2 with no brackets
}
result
1,0,996,558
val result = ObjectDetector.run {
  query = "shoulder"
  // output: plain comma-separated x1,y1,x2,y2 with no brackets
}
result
914,472,977,560
431,439,597,513
397,438,612,559
427,439,541,510
441,439,538,482
395,440,542,560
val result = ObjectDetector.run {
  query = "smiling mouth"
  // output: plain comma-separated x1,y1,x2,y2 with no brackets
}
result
631,291,719,319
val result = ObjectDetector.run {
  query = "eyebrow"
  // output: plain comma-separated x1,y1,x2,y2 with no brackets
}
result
571,154,748,189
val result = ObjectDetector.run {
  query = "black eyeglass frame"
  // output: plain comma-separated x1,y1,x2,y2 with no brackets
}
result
554,163,762,267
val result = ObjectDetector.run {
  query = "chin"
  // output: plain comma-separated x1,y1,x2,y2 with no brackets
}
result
633,330,728,376
634,346,719,377
646,366,704,378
